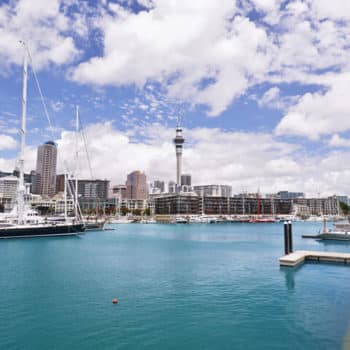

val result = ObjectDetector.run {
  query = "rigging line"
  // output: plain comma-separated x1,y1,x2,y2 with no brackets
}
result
24,46,55,140
78,116,94,180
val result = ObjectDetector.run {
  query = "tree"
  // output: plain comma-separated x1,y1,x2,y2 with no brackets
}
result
143,208,151,216
132,209,142,216
339,201,350,215
0,203,4,213
120,207,129,216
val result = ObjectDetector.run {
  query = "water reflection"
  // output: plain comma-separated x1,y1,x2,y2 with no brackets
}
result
280,266,299,291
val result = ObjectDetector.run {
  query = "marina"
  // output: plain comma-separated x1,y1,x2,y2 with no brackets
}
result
1,221,350,349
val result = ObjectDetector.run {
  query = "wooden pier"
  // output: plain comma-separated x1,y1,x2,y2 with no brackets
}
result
280,250,350,267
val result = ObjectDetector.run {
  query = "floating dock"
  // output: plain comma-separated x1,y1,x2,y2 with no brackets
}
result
302,233,350,241
280,250,350,267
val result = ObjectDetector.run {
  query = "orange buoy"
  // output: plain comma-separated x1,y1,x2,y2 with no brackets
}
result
112,298,118,304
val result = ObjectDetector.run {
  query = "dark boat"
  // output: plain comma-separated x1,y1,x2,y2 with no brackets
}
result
85,221,106,231
0,222,85,239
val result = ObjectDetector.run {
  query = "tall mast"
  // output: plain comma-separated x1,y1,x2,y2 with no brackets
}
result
64,172,67,221
17,43,28,224
75,105,79,220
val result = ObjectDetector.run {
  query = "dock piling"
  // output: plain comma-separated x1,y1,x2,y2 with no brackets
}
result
288,220,293,253
284,221,290,255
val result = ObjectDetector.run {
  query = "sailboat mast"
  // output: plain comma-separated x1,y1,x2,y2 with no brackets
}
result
18,44,28,224
75,105,79,220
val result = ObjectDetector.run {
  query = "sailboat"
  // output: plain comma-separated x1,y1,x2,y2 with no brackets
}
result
249,190,277,223
0,43,85,238
72,106,105,231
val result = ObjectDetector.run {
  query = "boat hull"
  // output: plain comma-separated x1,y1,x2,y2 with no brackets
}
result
0,223,85,239
85,222,106,231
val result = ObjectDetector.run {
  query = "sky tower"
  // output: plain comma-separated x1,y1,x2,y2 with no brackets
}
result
173,115,185,185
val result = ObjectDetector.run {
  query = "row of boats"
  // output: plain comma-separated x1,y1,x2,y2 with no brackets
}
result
108,215,289,224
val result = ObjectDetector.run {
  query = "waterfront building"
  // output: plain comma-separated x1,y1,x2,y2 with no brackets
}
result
194,185,232,198
111,184,127,199
1,169,35,193
125,171,148,200
68,179,110,213
76,179,109,199
154,193,200,215
31,195,74,215
0,176,18,211
121,198,148,211
33,141,57,198
154,194,293,216
293,197,340,216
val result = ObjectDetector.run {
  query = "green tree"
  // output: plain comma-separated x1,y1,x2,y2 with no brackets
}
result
143,208,151,216
132,209,142,216
120,207,129,216
339,201,350,215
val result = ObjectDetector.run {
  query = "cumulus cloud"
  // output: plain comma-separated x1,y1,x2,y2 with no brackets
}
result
72,0,274,116
329,134,350,148
0,135,17,150
0,0,82,73
275,73,350,139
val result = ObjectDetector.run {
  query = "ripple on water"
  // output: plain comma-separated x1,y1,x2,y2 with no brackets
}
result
0,222,350,349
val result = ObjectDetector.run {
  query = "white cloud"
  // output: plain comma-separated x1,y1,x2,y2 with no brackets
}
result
329,134,350,148
275,73,350,139
0,0,81,72
311,0,350,21
72,0,274,116
0,135,17,150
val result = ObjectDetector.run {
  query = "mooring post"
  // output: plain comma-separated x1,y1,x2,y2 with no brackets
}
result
284,221,290,255
288,220,293,253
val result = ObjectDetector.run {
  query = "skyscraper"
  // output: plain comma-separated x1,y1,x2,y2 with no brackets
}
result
33,141,57,197
153,180,165,193
173,115,185,185
125,170,148,200
181,174,191,186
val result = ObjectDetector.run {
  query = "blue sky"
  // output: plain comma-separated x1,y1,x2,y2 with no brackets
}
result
1,0,350,196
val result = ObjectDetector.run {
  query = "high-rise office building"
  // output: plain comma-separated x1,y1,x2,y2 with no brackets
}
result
153,180,165,193
168,180,176,193
181,174,191,186
112,184,127,199
55,174,65,193
125,171,148,200
33,141,57,197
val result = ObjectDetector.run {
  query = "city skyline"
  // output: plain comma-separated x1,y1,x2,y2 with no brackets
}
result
1,1,350,196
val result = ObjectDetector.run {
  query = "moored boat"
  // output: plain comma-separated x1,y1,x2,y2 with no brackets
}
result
0,43,85,239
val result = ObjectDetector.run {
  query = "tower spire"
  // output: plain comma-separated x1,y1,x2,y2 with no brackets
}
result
173,115,185,186
177,114,182,128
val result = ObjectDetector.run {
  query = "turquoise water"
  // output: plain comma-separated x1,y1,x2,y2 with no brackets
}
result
1,222,350,349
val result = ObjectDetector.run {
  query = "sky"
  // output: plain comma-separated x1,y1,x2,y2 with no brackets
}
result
1,0,350,196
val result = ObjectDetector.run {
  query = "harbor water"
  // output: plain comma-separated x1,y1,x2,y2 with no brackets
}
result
0,222,350,349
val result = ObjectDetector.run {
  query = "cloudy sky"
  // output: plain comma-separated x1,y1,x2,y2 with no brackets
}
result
1,0,350,196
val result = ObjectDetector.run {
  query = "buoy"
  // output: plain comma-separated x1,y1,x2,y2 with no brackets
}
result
112,298,118,304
